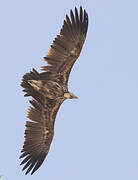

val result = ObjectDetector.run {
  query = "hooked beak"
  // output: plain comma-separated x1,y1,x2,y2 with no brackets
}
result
72,94,78,99
70,92,78,99
64,92,78,99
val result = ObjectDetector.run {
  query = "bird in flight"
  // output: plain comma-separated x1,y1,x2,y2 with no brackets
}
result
20,6,88,175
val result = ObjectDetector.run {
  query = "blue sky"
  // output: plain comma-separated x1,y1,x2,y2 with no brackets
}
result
0,0,138,179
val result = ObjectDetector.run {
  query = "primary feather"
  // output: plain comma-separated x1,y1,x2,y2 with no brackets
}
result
20,6,88,175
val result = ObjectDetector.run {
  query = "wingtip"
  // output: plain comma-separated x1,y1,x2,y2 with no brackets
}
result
80,6,83,12
75,6,78,15
31,169,35,175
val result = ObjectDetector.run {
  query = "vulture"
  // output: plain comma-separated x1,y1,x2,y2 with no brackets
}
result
20,6,88,175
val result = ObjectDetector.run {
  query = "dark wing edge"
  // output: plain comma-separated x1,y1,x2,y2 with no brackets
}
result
20,102,49,175
20,6,88,175
41,6,88,84
20,70,62,175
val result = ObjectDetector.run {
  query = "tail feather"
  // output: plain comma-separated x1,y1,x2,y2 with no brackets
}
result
21,68,51,102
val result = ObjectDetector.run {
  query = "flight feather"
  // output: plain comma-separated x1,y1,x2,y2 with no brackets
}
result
20,6,88,175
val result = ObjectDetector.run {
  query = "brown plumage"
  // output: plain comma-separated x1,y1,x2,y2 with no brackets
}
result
20,6,88,175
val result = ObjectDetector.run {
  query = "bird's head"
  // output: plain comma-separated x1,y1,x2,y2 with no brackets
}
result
64,92,78,99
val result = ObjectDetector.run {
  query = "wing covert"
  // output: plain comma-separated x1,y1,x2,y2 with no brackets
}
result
42,6,88,84
20,6,88,175
20,70,64,175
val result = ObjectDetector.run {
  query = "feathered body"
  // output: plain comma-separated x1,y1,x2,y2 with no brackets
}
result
20,6,88,175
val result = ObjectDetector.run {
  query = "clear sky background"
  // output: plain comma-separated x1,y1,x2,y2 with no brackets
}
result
0,0,138,179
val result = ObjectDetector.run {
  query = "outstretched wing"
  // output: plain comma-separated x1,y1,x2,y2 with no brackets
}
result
20,69,64,175
42,6,88,85
20,6,88,175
